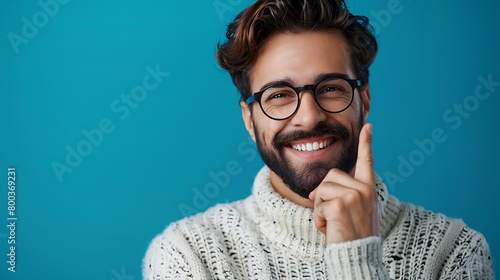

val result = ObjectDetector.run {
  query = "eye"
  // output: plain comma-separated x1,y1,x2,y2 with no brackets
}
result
270,92,292,99
321,86,342,93
263,87,296,102
317,79,351,95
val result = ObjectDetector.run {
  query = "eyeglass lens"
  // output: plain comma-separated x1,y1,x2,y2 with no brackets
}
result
260,78,354,119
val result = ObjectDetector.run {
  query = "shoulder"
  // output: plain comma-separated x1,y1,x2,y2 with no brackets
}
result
145,196,257,257
143,197,263,279
395,202,485,243
398,202,478,235
387,202,492,276
152,197,253,245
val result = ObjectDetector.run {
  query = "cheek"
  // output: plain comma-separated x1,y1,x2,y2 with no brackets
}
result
253,115,287,145
329,109,359,126
349,96,363,116
325,102,363,134
344,97,364,125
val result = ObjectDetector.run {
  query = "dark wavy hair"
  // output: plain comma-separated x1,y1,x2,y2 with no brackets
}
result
216,0,378,101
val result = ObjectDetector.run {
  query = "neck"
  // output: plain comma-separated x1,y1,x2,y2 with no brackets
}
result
270,171,315,208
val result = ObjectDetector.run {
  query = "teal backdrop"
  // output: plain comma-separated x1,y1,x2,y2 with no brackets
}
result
1,0,499,279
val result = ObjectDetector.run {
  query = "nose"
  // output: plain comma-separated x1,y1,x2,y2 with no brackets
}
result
289,91,327,129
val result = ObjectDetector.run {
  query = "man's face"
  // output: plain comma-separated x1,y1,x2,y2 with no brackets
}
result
241,31,371,201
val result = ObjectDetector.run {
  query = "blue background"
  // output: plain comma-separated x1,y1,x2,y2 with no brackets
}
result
1,0,499,279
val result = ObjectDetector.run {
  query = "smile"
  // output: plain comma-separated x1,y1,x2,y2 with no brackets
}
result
290,139,334,152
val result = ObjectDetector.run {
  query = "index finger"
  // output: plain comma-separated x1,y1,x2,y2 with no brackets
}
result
354,123,375,185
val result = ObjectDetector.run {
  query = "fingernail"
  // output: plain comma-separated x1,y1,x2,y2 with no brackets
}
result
367,123,372,135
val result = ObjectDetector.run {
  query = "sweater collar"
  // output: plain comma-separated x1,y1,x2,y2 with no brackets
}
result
251,166,400,256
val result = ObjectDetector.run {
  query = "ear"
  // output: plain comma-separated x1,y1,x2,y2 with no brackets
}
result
240,101,256,142
360,84,371,123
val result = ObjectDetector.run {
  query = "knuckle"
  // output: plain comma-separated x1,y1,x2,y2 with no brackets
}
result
327,198,346,213
360,153,374,165
370,188,379,203
343,190,360,203
327,168,341,178
364,183,377,195
359,185,376,201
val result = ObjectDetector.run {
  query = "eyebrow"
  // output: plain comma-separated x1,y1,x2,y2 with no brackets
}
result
258,72,353,92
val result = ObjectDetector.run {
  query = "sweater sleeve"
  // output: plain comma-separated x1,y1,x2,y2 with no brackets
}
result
325,236,391,279
438,231,494,280
142,225,210,280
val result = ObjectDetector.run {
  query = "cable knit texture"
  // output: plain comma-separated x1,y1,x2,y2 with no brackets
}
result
143,166,493,279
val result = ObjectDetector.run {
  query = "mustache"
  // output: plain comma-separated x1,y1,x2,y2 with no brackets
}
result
272,122,349,148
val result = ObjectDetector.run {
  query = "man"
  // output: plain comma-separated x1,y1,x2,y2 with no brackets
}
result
143,0,493,278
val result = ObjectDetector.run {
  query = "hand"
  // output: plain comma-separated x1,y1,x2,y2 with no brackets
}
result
308,123,378,244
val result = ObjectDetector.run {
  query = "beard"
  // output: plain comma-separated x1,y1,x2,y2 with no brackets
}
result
254,112,364,199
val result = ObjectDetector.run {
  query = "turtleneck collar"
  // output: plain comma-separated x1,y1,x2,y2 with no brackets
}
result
249,166,401,259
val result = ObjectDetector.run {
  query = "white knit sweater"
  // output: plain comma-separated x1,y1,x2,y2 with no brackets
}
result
143,166,493,279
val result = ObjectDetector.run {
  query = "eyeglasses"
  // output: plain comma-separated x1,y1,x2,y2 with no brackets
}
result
245,75,361,120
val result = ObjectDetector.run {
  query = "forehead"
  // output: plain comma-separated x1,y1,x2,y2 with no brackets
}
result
249,31,354,91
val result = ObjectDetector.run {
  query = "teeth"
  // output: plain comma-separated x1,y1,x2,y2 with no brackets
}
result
306,143,312,151
313,142,319,150
291,140,333,152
